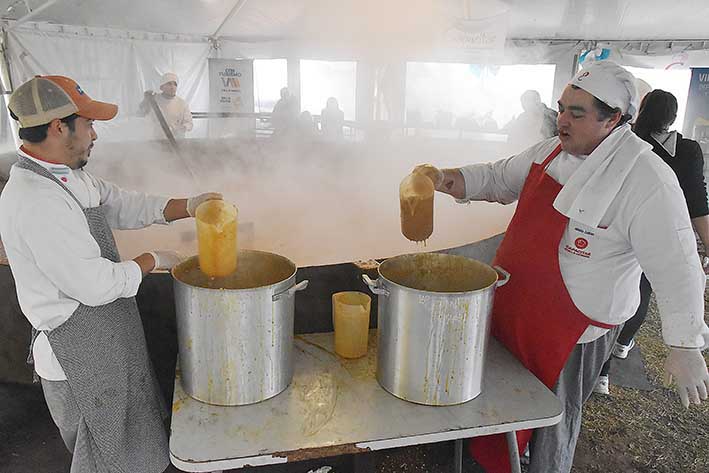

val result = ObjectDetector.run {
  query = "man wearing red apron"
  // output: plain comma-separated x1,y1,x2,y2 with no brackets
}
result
0,75,222,472
415,61,709,473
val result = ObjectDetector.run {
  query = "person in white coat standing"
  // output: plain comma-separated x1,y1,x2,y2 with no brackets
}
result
413,61,709,473
138,72,193,139
0,75,220,473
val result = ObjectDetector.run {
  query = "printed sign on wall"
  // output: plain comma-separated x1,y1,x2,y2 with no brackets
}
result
444,16,507,52
683,68,709,140
683,68,709,206
208,58,254,114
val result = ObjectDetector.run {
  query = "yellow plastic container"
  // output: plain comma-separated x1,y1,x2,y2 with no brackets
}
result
399,172,434,242
195,200,238,277
332,291,371,359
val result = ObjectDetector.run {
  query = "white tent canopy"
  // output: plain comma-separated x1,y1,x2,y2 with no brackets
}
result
3,0,709,131
1,0,708,168
4,0,709,41
2,0,709,98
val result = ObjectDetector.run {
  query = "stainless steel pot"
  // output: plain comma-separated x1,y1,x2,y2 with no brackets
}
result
362,253,509,406
172,250,308,406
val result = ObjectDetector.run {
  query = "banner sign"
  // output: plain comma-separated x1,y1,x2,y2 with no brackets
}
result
444,16,507,52
208,58,254,114
683,68,709,142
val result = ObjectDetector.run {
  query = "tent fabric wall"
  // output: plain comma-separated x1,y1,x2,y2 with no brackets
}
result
1,22,586,142
5,25,213,143
578,42,709,69
3,20,709,152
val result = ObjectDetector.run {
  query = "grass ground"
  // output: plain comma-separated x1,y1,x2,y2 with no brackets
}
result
573,291,709,473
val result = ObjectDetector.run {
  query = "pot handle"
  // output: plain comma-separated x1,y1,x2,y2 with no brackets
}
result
494,266,510,287
272,280,309,302
362,274,390,297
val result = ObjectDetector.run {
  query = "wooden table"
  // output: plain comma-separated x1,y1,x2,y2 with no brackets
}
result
169,331,562,472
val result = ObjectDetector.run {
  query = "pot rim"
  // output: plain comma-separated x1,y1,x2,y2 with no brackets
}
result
377,253,500,296
171,249,297,293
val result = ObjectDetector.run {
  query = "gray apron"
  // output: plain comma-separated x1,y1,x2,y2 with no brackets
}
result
18,155,169,473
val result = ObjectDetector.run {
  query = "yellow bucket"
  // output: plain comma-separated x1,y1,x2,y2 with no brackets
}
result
195,200,238,277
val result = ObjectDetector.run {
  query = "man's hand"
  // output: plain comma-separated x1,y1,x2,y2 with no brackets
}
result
186,192,223,217
411,164,466,198
663,347,709,408
412,164,444,189
148,250,185,271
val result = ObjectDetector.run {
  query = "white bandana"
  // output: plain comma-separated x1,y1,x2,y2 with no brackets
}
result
160,72,178,86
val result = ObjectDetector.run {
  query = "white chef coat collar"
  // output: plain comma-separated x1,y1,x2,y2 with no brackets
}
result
17,147,72,178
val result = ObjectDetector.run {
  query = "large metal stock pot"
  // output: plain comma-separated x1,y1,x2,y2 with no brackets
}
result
363,253,509,406
172,250,308,406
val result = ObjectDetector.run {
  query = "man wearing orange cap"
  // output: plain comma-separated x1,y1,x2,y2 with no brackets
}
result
138,72,193,139
0,75,221,473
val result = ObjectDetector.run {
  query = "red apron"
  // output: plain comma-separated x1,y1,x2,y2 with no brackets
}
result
469,144,616,473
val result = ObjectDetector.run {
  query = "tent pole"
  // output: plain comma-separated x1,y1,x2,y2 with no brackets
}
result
0,24,19,147
211,0,248,39
0,26,13,93
571,52,580,76
9,0,61,30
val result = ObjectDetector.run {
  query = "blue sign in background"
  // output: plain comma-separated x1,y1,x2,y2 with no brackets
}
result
682,68,709,144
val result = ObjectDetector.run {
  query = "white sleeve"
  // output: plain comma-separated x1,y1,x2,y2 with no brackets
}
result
629,184,708,348
20,198,143,307
89,175,170,229
457,150,536,204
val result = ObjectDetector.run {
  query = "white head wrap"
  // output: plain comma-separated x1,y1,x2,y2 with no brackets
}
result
569,61,638,118
160,72,178,86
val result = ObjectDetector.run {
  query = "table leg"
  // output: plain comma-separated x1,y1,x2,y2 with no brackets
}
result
353,451,375,473
453,439,463,473
506,431,522,473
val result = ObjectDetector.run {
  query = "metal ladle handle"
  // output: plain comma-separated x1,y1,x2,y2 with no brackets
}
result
493,266,510,287
272,280,309,301
362,274,390,297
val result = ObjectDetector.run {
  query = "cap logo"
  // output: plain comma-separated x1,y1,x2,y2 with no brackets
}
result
577,71,590,81
75,84,85,95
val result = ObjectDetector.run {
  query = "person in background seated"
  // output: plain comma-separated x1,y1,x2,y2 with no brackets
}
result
272,87,299,136
320,97,344,140
504,89,558,153
298,111,318,139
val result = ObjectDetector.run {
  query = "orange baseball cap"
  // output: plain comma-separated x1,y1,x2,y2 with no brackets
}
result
8,75,118,128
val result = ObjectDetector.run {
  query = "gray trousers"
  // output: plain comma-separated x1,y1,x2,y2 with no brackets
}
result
528,325,622,473
41,378,112,473
42,378,204,473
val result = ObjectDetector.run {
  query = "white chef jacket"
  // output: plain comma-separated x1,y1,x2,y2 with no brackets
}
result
0,148,170,380
459,137,708,347
139,94,193,139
